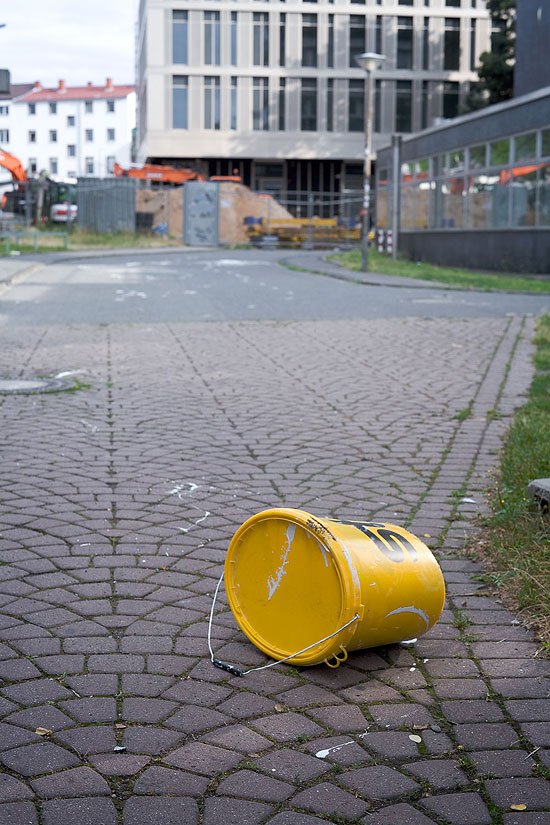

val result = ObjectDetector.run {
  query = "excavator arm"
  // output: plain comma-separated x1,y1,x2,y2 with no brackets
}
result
0,148,28,183
113,161,205,184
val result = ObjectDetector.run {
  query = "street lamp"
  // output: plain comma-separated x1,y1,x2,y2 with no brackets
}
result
355,51,385,272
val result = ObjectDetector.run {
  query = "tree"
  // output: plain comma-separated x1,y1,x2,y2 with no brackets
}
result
463,0,516,112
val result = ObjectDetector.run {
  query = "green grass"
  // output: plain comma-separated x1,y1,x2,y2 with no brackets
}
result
0,227,183,255
330,248,550,293
468,315,550,643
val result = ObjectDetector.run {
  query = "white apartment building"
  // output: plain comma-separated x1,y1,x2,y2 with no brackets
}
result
137,0,491,197
0,79,136,180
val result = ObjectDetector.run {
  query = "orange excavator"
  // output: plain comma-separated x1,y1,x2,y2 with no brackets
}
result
113,162,241,184
0,148,77,222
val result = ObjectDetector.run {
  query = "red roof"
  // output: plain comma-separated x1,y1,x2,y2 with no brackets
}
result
17,79,135,103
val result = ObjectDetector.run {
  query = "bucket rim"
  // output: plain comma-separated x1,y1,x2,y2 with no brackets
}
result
224,507,363,666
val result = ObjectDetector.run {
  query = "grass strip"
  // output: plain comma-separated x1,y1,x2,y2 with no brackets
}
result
468,315,550,644
330,248,550,294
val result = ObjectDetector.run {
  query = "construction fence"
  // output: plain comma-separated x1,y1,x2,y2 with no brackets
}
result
75,178,363,249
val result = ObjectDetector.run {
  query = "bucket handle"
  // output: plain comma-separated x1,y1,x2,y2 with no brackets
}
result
208,571,360,677
324,646,349,669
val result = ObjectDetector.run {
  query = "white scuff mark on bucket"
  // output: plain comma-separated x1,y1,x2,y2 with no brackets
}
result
315,730,369,759
267,524,296,600
55,369,87,379
316,539,330,568
384,605,430,631
338,539,361,591
400,638,417,648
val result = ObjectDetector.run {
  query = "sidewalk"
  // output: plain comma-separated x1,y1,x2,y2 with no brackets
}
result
0,254,548,824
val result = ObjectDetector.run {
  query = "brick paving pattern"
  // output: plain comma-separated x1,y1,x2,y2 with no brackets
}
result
0,301,548,823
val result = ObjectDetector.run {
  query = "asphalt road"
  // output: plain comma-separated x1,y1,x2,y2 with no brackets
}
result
1,249,548,325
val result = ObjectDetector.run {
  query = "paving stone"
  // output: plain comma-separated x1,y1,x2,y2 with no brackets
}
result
0,802,38,824
255,748,331,783
123,797,198,825
363,731,422,760
133,766,209,796
1,679,74,705
164,704,232,733
504,700,549,722
0,660,41,680
164,742,242,775
432,678,489,700
88,754,150,776
200,724,272,755
492,678,549,699
202,797,273,825
291,781,369,819
306,704,369,732
122,674,175,696
441,699,505,723
31,766,111,797
339,765,420,801
368,703,435,730
87,654,144,673
0,742,79,776
404,759,470,790
276,684,343,708
65,674,118,696
0,774,34,801
520,723,550,747
5,706,74,732
469,750,538,777
55,726,116,756
250,712,324,742
122,725,184,755
122,697,178,723
454,722,520,749
216,769,294,802
41,798,117,825
420,792,492,824
60,697,117,724
502,814,550,825
268,813,331,825
360,803,436,824
485,778,550,810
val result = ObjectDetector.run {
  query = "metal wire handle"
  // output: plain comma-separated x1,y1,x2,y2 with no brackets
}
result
207,570,360,676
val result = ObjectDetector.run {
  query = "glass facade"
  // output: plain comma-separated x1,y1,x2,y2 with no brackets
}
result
397,128,550,231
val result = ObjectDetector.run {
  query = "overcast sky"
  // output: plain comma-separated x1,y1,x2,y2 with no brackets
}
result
1,1,139,87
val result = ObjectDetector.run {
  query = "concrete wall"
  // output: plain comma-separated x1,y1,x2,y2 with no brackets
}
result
515,1,550,97
399,230,550,275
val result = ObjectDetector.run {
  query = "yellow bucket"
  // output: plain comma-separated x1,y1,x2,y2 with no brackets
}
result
224,508,445,668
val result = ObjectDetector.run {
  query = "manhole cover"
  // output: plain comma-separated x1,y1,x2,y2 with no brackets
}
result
0,378,70,394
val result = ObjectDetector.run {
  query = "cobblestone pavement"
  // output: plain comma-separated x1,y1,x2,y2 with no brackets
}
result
0,271,548,824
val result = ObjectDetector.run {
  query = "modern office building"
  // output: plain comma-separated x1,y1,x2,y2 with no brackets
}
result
0,79,136,180
137,0,491,197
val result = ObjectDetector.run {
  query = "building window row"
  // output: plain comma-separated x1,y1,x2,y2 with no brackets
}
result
27,100,116,116
25,128,115,142
171,75,459,134
170,9,479,72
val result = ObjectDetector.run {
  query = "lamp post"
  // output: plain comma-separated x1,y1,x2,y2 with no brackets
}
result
355,51,385,272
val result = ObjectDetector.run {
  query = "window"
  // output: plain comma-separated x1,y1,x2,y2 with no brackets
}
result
327,78,334,131
67,144,76,157
253,12,269,66
327,15,334,68
374,78,381,132
106,156,115,174
85,101,93,113
302,14,317,67
231,12,238,65
350,15,365,67
172,75,188,128
0,129,9,142
399,0,414,4
279,13,286,66
469,144,486,168
397,17,413,69
395,80,413,132
67,115,75,126
204,11,221,65
375,16,383,56
421,80,430,129
253,77,269,130
423,17,430,70
85,129,93,141
444,18,460,70
231,77,238,130
204,77,221,130
470,18,477,70
514,132,537,161
107,128,115,141
49,102,57,114
301,79,317,131
107,100,115,113
348,79,364,132
50,129,58,142
49,158,58,174
542,129,550,158
86,157,94,175
28,130,36,143
446,0,460,5
490,139,509,166
172,10,188,64
28,103,36,115
0,105,8,115
278,78,285,130
442,81,459,118
29,158,37,173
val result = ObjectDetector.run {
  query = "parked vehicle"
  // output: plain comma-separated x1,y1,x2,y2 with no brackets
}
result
0,148,77,223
